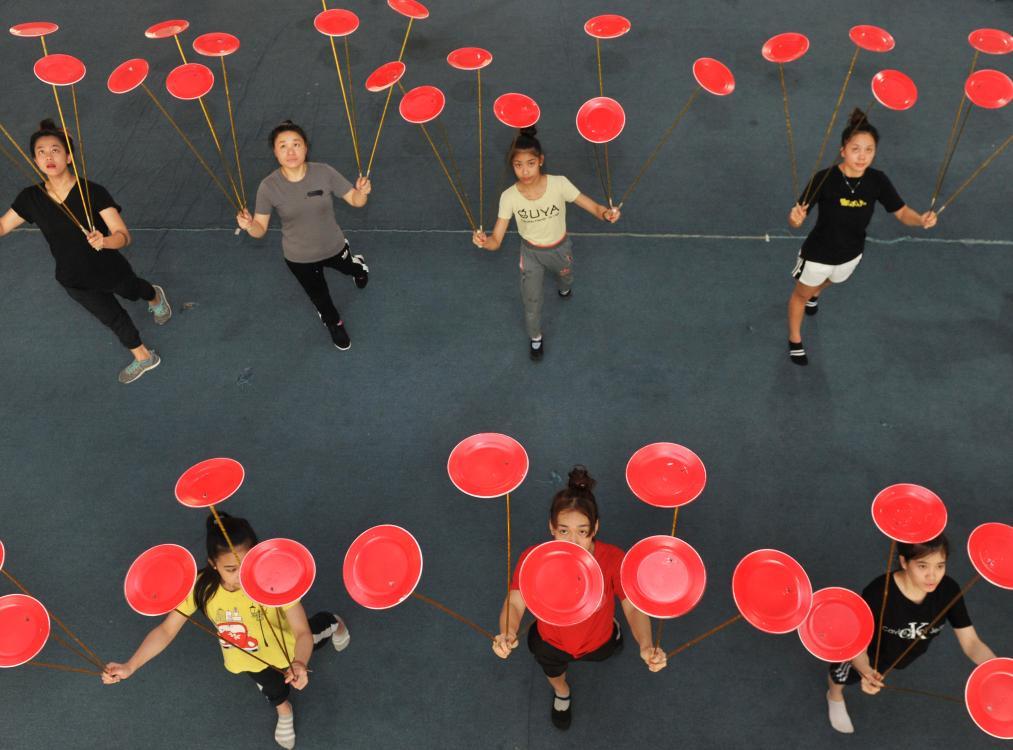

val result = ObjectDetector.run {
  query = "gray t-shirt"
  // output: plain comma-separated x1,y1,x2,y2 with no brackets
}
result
254,162,354,263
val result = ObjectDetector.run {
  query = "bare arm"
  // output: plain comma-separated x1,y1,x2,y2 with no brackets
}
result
102,610,188,683
893,204,937,229
0,208,27,237
87,206,131,251
237,210,272,239
573,193,620,223
620,599,667,672
954,625,997,665
342,176,372,208
282,603,314,689
492,589,527,658
472,216,510,252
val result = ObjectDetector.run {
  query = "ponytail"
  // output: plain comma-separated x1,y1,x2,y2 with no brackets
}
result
192,512,258,617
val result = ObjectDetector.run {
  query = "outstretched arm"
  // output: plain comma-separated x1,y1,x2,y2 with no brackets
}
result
473,216,510,252
237,210,272,239
342,176,372,208
954,625,997,665
282,603,314,690
102,609,187,684
620,599,666,672
893,204,937,229
492,589,527,658
573,193,620,223
0,208,26,238
87,206,131,251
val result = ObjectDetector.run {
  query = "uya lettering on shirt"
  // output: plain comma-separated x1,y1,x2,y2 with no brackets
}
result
839,198,868,208
517,205,561,221
883,621,944,640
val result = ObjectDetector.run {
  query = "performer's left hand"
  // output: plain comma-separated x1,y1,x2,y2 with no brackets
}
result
640,645,667,672
355,176,372,195
86,229,105,250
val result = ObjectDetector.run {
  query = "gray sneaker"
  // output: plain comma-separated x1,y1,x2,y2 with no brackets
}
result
119,352,161,384
149,284,171,325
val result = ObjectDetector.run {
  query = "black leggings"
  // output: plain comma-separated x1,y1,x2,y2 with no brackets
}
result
284,243,360,327
246,612,338,706
62,273,155,350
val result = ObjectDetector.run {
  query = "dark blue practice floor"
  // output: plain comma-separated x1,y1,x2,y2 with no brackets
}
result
0,1,1010,748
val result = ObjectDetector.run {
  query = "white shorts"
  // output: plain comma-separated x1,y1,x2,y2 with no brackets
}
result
791,253,862,286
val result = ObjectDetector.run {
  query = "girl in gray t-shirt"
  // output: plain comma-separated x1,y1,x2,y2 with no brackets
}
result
237,120,371,351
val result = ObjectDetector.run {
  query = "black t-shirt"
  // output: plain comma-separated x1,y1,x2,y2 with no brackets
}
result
861,573,972,670
799,167,904,265
11,180,131,289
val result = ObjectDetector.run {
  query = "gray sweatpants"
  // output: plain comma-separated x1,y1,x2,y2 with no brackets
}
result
519,237,573,339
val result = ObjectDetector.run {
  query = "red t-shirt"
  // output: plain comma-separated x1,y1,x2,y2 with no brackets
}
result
512,540,626,658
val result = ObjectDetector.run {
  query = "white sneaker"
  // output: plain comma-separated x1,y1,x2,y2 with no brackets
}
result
275,711,295,749
331,615,350,651
827,691,855,734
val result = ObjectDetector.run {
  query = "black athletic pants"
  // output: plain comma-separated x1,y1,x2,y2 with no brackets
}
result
62,273,155,350
284,243,359,327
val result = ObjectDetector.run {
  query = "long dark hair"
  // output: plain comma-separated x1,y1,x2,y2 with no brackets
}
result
193,512,258,616
840,107,879,146
549,465,599,537
508,126,543,165
898,533,949,565
30,118,74,155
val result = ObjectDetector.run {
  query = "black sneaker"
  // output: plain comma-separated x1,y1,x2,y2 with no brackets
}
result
351,253,369,289
788,340,808,366
805,296,819,316
558,288,572,299
550,693,571,730
327,321,351,351
530,338,544,361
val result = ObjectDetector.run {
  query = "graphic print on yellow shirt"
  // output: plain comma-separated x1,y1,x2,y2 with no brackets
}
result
178,587,297,674
498,174,581,247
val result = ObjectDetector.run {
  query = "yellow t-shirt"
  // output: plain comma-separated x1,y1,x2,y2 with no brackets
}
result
178,587,297,674
498,174,581,247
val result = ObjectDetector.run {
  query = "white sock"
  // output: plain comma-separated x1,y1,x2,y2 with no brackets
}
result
553,693,571,712
275,712,296,749
826,691,854,734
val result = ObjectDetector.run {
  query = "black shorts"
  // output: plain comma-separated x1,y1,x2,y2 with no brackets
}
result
246,611,338,705
527,619,623,678
828,657,908,686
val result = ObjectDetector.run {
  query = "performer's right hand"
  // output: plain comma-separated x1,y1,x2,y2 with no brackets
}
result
492,633,518,658
236,209,253,231
859,669,884,695
472,229,488,248
789,203,809,227
102,662,132,684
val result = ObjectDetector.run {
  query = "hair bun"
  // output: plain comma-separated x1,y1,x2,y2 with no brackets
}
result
519,125,538,138
567,465,596,492
38,118,58,131
846,108,866,127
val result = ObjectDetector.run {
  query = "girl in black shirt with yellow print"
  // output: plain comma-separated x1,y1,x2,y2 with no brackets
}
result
786,109,937,366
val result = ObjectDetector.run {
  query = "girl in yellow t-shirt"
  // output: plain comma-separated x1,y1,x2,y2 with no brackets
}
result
472,127,620,360
102,513,350,750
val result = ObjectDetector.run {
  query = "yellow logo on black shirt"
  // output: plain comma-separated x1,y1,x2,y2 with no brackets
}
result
839,198,868,208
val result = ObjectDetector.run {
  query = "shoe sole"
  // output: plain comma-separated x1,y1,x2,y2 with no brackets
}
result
151,285,172,325
119,355,161,384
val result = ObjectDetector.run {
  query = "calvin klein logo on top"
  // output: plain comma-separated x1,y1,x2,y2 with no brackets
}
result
517,205,560,221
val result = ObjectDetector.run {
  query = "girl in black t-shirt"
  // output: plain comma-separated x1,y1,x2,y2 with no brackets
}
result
785,109,937,366
0,119,170,383
824,534,997,734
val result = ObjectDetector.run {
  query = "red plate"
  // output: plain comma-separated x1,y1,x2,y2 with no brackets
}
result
0,540,5,570
388,0,430,20
871,483,947,543
0,594,49,668
797,587,874,662
871,69,918,111
518,541,604,627
966,657,1013,739
762,32,811,64
732,549,813,634
34,54,86,87
174,457,245,508
620,536,706,619
123,544,198,617
166,62,214,100
399,85,445,124
965,70,1013,110
849,24,895,53
493,93,540,129
693,57,735,96
343,525,423,609
448,433,528,498
193,32,240,58
969,28,1013,56
365,61,406,92
240,538,316,607
145,19,190,39
314,9,360,37
9,22,58,38
447,47,493,71
576,96,626,144
967,523,1013,589
625,443,706,508
584,14,631,40
107,59,150,95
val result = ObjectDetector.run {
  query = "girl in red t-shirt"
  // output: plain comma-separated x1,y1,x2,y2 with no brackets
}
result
492,466,667,730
